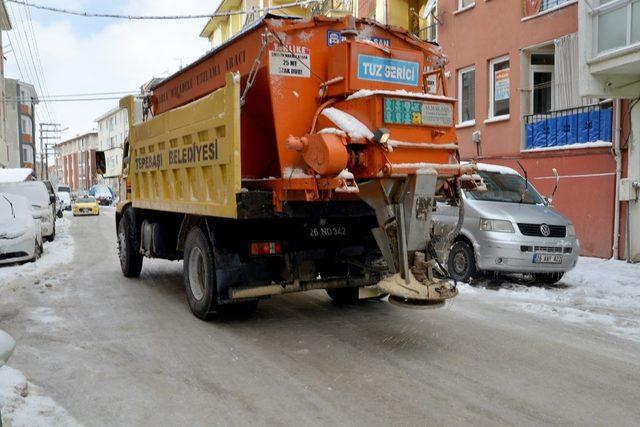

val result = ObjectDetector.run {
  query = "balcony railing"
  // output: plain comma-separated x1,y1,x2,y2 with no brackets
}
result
524,103,613,149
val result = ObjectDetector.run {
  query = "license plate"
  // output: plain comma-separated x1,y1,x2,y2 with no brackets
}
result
533,254,562,264
82,208,90,213
307,225,348,238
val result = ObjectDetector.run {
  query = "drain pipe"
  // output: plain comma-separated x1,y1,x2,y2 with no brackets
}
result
613,99,622,260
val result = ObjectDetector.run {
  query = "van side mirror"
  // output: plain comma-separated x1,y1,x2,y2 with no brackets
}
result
551,168,559,199
96,151,106,175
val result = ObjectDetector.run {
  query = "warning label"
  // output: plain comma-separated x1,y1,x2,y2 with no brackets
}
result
269,45,311,78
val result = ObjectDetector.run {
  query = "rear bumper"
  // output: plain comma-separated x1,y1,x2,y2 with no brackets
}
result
474,233,579,273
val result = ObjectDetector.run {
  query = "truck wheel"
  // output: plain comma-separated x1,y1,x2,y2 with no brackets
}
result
184,227,259,320
118,209,143,278
184,227,219,320
447,240,477,283
326,287,360,305
532,272,564,284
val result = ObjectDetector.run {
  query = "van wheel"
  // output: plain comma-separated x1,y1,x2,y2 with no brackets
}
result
532,272,564,284
118,209,143,277
183,227,258,320
326,287,360,305
447,240,477,283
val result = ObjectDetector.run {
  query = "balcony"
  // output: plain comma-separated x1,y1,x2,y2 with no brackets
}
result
524,103,613,149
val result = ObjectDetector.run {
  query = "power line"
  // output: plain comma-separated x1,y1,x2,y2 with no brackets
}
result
23,1,57,122
9,2,54,122
7,0,320,20
1,96,132,102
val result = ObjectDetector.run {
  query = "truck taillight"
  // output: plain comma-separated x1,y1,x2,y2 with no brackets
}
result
249,242,282,255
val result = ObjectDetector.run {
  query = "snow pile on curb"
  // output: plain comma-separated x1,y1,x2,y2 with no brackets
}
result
460,257,640,342
0,216,73,285
0,366,80,426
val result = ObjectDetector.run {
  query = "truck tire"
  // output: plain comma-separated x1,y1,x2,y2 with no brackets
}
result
447,240,477,283
183,226,259,320
118,209,143,278
326,287,360,305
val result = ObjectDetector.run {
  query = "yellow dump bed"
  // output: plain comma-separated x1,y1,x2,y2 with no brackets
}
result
125,73,241,218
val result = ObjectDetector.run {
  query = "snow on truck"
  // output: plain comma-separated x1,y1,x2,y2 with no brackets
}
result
115,14,481,319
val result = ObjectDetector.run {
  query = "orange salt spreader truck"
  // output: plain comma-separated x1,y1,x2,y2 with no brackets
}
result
115,14,482,319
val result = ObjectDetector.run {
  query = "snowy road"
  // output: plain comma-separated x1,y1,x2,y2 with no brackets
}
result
1,209,640,426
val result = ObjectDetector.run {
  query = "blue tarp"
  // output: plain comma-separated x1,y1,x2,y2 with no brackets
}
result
526,108,613,149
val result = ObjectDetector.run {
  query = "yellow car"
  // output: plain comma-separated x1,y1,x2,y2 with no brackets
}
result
73,196,100,216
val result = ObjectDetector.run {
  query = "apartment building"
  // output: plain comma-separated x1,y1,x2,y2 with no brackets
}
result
4,79,38,170
55,132,99,194
578,0,640,261
0,1,11,168
95,100,141,194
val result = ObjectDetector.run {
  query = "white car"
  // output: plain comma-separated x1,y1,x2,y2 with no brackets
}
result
57,184,72,211
0,181,56,241
0,193,43,265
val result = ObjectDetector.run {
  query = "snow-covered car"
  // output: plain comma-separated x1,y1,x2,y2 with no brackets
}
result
57,184,72,211
42,180,63,218
0,329,15,367
0,181,56,242
433,163,579,284
0,193,43,265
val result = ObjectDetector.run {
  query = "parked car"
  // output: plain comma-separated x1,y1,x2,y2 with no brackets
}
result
433,163,579,284
0,181,56,241
42,180,63,218
73,196,100,216
89,184,114,206
57,184,72,211
0,193,43,265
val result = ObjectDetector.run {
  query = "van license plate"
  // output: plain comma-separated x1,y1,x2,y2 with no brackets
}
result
533,254,562,264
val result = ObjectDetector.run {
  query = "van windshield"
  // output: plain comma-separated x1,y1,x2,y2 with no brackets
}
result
464,171,544,205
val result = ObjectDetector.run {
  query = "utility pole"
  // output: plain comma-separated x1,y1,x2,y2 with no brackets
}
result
39,123,63,180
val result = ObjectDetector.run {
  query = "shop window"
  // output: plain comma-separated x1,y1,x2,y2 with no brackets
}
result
489,56,510,119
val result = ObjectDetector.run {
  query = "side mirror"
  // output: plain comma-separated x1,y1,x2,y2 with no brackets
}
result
57,210,64,219
0,330,16,367
551,168,559,199
95,151,106,175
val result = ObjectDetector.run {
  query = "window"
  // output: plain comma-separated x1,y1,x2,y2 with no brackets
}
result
530,53,555,114
21,116,32,135
489,56,510,119
22,145,34,163
417,2,438,42
540,0,572,12
457,66,475,125
459,0,475,10
594,0,640,54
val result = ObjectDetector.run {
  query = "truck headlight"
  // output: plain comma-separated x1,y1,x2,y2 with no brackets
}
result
479,218,514,233
566,224,576,237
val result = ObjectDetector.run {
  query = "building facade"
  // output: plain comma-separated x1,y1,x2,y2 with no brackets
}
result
0,1,11,168
417,0,620,259
95,101,141,194
4,79,38,171
199,0,354,47
578,0,640,261
55,132,99,194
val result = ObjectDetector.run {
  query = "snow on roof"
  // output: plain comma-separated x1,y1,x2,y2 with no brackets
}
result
0,168,33,183
346,89,456,103
321,108,374,139
461,162,520,175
